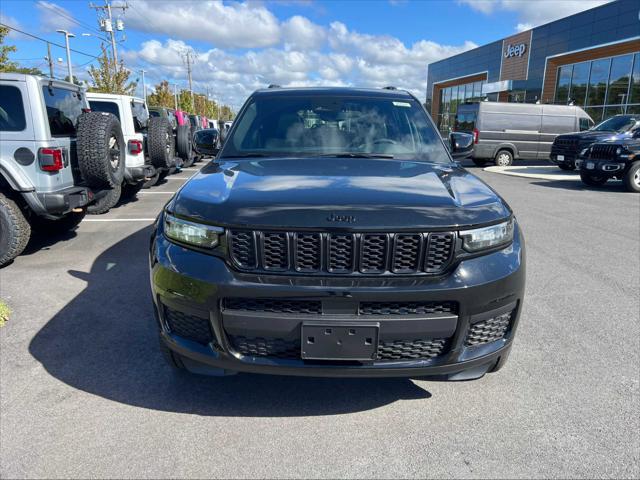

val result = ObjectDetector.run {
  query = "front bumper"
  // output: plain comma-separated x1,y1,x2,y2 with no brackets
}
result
549,150,577,166
577,157,629,177
149,225,526,378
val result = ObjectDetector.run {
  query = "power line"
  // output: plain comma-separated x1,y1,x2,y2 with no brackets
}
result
0,23,101,59
37,2,107,40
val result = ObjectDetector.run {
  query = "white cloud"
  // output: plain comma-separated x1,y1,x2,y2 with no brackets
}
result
458,0,610,30
125,0,281,49
120,2,476,110
36,1,77,33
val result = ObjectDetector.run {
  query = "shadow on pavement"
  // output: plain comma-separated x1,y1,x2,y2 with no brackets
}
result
22,225,78,256
529,178,629,193
28,226,430,417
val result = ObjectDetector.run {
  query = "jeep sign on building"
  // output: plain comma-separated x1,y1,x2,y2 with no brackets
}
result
427,0,640,134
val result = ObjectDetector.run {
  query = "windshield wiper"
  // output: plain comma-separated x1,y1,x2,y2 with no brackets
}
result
311,152,395,159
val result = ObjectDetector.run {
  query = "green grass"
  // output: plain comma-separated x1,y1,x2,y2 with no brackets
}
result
0,301,10,327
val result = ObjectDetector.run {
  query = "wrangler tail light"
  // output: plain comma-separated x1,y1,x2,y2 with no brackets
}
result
473,128,479,144
128,139,143,155
38,147,64,172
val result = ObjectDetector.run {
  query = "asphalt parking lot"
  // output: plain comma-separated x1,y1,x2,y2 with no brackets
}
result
1,161,638,479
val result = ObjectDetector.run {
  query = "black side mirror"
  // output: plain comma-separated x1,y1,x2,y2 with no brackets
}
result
448,132,474,160
193,129,219,156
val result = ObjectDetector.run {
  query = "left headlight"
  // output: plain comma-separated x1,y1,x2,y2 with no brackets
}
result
163,212,223,248
460,218,515,252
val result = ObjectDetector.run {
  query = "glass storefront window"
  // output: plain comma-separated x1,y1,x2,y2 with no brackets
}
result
606,54,633,105
630,53,640,104
570,61,590,106
587,58,611,106
585,107,604,123
555,65,573,104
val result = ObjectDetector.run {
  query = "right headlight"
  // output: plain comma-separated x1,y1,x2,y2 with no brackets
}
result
460,218,514,252
163,212,223,249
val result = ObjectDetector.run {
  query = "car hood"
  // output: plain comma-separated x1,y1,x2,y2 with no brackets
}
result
556,131,630,143
171,158,511,230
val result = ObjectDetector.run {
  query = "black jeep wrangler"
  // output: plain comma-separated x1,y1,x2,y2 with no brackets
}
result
577,133,640,192
550,115,639,170
150,87,525,380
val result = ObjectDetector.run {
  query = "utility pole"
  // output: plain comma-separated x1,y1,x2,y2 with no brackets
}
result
56,30,75,82
90,1,128,70
46,42,54,78
173,84,178,110
139,69,147,101
182,50,194,112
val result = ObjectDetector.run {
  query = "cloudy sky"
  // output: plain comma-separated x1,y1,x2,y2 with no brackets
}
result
1,0,611,110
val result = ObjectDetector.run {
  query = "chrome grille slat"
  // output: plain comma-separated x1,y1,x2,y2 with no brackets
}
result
229,230,456,276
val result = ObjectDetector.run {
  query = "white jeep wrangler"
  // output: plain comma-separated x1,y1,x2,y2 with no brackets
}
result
85,92,158,213
0,73,126,267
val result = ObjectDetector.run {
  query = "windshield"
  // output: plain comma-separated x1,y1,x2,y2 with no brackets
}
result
220,94,450,163
592,115,638,132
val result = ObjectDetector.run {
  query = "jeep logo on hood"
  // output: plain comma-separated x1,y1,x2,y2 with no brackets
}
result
504,43,526,58
327,213,357,223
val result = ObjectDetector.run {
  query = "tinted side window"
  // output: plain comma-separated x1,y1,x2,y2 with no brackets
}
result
0,85,26,131
89,100,121,121
130,101,148,133
42,86,84,136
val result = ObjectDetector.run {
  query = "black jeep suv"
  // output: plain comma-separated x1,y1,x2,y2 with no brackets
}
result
550,115,639,170
577,133,640,192
149,87,526,379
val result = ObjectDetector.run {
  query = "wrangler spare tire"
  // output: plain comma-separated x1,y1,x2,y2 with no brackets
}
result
176,124,193,163
77,112,126,189
148,116,175,169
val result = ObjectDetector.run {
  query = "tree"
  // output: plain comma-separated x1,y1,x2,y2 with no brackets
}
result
87,45,136,95
177,89,192,113
0,25,44,75
64,75,83,86
147,80,174,108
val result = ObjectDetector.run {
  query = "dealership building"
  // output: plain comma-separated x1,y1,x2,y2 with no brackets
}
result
426,0,640,134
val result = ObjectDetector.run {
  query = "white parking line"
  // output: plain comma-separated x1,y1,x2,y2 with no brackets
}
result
83,218,156,222
138,191,176,194
164,177,192,180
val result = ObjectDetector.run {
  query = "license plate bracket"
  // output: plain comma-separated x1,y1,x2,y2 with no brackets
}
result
301,322,379,361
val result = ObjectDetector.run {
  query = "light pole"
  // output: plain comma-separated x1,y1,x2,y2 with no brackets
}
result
56,30,75,82
139,69,147,101
173,84,178,110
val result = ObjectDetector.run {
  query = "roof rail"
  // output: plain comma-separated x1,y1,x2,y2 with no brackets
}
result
382,86,397,90
267,84,281,89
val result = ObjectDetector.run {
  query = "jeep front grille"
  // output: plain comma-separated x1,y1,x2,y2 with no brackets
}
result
589,144,618,161
228,230,455,275
227,335,449,362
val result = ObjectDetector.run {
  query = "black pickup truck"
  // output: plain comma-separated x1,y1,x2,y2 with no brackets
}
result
550,115,639,170
149,87,526,381
577,133,640,192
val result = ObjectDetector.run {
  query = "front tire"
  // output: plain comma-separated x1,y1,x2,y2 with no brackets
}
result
558,162,575,171
472,158,487,167
494,150,513,167
159,336,186,371
580,171,608,187
121,182,144,200
87,184,122,215
0,193,31,268
623,162,640,193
